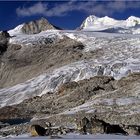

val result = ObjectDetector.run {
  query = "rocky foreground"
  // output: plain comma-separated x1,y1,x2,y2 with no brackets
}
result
0,73,139,136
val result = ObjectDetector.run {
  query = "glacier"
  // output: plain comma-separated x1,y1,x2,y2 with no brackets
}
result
0,29,140,107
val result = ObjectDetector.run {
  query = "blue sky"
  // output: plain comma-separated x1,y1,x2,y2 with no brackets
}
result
0,1,140,30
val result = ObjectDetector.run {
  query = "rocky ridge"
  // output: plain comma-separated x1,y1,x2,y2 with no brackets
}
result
21,18,59,34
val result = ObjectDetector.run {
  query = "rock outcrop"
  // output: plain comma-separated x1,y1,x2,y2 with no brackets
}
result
77,117,128,135
77,117,139,135
21,18,59,34
0,31,10,54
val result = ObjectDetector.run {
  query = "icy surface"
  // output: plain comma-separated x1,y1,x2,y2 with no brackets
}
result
9,30,62,46
62,31,140,79
0,30,138,107
0,60,119,107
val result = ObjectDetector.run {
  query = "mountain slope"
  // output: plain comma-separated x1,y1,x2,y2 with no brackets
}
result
0,18,140,137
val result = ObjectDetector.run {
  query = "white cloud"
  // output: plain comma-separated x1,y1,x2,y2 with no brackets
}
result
16,1,140,17
16,2,48,17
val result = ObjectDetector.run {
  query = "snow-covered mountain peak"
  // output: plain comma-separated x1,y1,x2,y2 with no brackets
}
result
127,16,140,21
87,15,99,21
81,15,98,28
80,15,121,30
8,17,58,36
100,15,115,20
80,15,140,33
126,16,140,27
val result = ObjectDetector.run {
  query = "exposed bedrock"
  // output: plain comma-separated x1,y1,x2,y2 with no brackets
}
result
21,18,60,34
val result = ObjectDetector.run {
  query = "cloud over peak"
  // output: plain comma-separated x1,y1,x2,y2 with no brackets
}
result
16,2,48,17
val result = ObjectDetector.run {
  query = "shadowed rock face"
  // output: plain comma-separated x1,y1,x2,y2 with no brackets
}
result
0,31,10,54
77,117,128,135
30,125,46,136
21,18,59,34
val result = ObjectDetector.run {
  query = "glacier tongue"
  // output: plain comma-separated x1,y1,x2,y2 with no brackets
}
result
0,58,140,107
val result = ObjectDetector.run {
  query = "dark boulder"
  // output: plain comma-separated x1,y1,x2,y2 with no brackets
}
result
122,125,140,135
105,124,128,135
29,125,46,136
